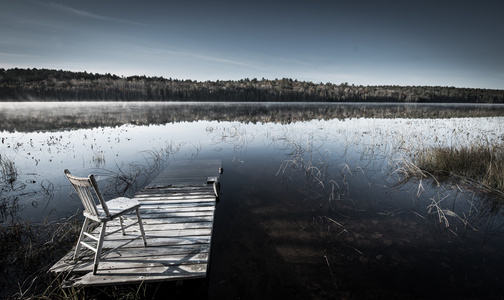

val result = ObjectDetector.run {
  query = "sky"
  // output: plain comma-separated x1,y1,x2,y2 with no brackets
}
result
1,0,503,89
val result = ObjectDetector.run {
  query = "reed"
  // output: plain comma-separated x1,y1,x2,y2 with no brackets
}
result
96,149,170,197
412,143,504,196
1,155,23,223
0,154,18,185
0,215,83,299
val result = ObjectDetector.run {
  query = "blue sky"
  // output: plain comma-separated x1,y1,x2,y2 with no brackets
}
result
1,0,503,89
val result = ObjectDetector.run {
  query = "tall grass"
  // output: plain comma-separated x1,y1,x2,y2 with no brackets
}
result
1,155,23,223
1,154,18,185
0,215,83,299
409,143,504,196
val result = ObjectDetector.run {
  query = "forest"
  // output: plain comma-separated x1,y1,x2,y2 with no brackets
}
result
1,68,503,103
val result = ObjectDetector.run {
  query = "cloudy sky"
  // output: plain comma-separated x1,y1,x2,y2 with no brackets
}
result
1,0,503,89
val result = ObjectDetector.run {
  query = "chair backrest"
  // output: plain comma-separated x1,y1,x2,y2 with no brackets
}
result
64,169,110,218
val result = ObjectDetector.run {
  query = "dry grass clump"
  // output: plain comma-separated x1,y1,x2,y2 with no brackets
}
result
0,216,83,299
412,143,504,195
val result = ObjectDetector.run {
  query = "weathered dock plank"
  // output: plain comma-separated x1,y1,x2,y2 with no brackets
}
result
50,159,221,286
73,264,208,286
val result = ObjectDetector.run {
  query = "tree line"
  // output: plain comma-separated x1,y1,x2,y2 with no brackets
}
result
1,68,503,103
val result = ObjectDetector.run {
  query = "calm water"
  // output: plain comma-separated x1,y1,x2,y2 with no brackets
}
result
2,102,504,299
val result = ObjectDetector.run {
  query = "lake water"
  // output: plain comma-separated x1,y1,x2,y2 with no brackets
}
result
2,102,504,299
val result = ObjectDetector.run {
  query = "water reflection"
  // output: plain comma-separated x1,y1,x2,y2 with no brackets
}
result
1,102,504,298
1,101,504,132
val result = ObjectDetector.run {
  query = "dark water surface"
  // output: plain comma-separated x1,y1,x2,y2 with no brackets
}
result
2,102,504,299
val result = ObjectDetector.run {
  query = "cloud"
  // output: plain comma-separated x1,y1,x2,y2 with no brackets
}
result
0,52,38,57
133,45,264,70
191,53,263,70
34,1,147,26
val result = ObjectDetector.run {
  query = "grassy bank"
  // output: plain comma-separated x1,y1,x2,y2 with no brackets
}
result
0,216,82,299
0,218,167,299
404,143,504,196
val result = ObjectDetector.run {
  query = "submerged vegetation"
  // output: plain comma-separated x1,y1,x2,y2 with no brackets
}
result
1,68,503,103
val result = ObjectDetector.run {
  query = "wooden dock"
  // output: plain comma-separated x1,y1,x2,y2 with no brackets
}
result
50,160,221,286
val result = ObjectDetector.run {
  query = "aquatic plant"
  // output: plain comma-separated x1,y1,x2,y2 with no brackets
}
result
0,155,25,223
0,154,17,185
92,151,106,168
390,140,504,234
274,131,332,190
92,148,172,198
411,143,504,196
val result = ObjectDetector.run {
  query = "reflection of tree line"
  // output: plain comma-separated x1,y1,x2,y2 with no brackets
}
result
1,68,503,103
2,103,504,132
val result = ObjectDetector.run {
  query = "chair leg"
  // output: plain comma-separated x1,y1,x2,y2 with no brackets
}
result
74,217,90,260
136,208,147,247
119,216,126,235
93,222,107,275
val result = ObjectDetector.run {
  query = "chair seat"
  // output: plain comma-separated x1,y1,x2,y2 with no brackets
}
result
84,197,141,221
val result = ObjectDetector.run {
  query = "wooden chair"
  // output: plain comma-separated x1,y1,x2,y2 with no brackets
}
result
64,169,147,275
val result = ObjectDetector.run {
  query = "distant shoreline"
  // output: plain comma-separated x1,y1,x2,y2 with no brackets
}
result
1,68,503,103
2,102,504,133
